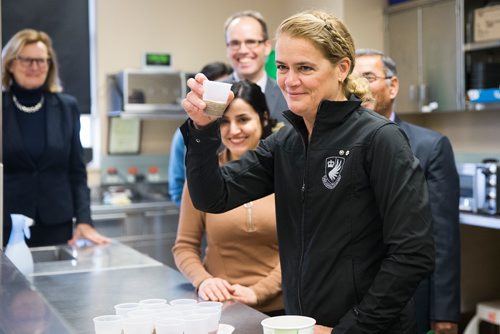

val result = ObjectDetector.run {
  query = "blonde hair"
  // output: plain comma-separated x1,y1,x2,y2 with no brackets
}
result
276,10,370,101
1,28,62,92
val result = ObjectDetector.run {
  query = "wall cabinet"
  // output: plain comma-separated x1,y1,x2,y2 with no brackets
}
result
386,0,462,113
462,0,500,109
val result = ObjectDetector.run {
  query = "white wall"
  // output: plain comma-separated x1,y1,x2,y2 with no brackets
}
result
344,0,386,51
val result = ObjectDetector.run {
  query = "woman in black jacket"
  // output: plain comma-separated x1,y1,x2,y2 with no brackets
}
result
2,29,110,247
181,10,434,334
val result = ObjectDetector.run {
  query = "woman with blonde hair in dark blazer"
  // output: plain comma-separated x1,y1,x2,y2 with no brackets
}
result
2,28,110,246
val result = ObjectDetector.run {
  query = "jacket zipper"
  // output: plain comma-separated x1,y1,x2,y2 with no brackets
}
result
297,138,309,315
283,111,309,315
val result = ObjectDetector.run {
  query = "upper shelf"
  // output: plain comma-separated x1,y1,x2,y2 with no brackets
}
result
108,110,187,120
464,39,500,52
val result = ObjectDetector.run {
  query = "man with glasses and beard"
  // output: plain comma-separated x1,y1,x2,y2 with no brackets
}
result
354,48,460,334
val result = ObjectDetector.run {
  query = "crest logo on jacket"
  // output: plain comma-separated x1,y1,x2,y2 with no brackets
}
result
322,155,345,190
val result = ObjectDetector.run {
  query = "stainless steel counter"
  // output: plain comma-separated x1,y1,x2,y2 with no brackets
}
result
1,241,268,333
30,241,162,277
0,252,75,334
33,263,268,334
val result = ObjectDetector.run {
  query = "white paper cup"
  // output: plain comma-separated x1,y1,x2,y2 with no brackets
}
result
261,315,316,334
202,80,232,116
155,317,184,334
114,302,140,317
183,313,210,334
93,314,123,334
139,298,167,309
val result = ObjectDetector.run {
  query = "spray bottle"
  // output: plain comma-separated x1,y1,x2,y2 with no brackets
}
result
5,214,34,276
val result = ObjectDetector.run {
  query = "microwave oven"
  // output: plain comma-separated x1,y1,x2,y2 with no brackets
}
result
458,162,500,215
108,69,187,114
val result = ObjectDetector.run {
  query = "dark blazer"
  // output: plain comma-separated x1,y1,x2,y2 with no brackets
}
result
228,74,288,123
396,116,460,333
263,76,288,123
2,92,92,228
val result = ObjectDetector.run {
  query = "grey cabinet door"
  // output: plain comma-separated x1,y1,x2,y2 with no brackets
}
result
387,0,460,113
387,7,420,113
422,0,460,112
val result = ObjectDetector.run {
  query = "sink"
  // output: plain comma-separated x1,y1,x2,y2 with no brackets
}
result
29,241,162,276
30,246,76,263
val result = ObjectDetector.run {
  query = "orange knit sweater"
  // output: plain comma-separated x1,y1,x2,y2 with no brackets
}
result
172,183,283,313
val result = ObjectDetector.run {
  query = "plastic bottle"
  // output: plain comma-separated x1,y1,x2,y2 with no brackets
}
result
5,214,35,276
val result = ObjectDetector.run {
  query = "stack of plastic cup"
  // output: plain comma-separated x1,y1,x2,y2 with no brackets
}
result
114,302,140,317
100,297,228,334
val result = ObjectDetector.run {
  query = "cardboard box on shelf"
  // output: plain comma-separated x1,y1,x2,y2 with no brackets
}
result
474,4,500,42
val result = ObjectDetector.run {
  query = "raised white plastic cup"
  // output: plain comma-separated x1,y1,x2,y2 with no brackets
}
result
202,80,232,116
196,307,220,333
183,313,210,334
114,302,140,317
261,315,316,334
93,314,123,334
139,298,167,309
122,316,154,334
155,317,184,334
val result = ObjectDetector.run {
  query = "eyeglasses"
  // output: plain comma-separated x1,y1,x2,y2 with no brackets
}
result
226,39,266,50
362,73,393,83
15,55,51,68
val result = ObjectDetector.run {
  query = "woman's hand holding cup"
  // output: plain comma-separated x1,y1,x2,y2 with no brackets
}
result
182,73,234,129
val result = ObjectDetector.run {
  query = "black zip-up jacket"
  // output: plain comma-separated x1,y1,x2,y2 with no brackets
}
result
181,96,434,333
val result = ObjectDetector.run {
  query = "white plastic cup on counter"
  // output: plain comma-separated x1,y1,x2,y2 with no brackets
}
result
93,314,123,334
197,301,223,309
114,302,140,317
169,298,198,306
196,307,221,334
122,316,154,334
154,309,183,321
183,313,210,334
127,309,156,319
138,298,167,309
155,317,185,334
169,298,199,315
